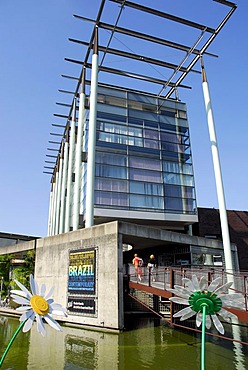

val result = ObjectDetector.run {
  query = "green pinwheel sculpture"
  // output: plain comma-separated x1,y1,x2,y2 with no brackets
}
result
169,275,244,370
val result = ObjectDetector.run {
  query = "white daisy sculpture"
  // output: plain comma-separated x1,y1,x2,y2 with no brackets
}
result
168,275,244,335
0,275,66,367
10,274,66,336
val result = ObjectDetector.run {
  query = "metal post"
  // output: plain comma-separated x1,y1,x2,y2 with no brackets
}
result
73,70,86,230
85,27,99,228
200,58,234,281
47,182,54,236
65,98,77,232
55,156,63,235
0,277,3,302
51,168,59,236
59,133,69,234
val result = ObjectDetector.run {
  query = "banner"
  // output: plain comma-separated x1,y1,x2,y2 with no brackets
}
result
67,249,96,314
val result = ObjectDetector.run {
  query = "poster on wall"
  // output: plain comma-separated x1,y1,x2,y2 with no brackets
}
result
67,249,96,314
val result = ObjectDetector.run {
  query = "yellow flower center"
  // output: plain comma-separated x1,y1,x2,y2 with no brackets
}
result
30,295,49,316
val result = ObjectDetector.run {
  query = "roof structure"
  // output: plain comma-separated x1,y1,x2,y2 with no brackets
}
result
44,0,237,180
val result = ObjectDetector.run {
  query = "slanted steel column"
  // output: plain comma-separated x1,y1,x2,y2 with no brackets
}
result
59,131,69,234
54,154,63,235
47,180,54,236
85,27,98,228
65,98,77,232
73,69,86,230
51,166,59,235
201,58,234,279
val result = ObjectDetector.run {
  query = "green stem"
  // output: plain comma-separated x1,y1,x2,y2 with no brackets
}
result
201,304,207,370
0,320,26,367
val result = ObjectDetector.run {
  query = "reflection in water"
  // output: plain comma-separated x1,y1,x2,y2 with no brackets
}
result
0,316,248,369
231,318,246,370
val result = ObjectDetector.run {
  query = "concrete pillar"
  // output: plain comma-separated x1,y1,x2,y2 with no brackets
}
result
73,70,86,230
85,27,98,228
201,58,234,280
65,99,77,232
59,133,69,234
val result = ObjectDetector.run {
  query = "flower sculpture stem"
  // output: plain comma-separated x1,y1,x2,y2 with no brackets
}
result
0,320,26,367
201,304,207,370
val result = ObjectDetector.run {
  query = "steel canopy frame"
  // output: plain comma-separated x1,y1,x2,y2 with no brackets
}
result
45,0,237,180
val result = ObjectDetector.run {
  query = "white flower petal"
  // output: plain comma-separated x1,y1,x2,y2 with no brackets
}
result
174,285,192,297
16,306,32,312
44,314,62,331
167,288,189,299
47,298,54,305
211,314,224,334
10,290,30,299
36,314,46,337
214,282,233,295
208,277,222,292
11,294,30,305
221,293,243,302
30,274,38,295
180,310,196,321
192,275,200,291
23,314,35,333
205,314,211,329
199,276,208,291
20,309,34,322
218,308,238,322
14,280,32,298
45,286,55,300
40,284,46,297
196,312,202,327
50,303,67,315
169,297,189,305
173,306,193,318
182,278,195,292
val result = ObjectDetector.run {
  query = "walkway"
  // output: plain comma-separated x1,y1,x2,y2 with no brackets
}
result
128,266,248,324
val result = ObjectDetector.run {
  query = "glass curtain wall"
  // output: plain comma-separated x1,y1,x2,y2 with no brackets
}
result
82,86,196,218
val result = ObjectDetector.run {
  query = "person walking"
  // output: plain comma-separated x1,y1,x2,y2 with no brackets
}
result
147,254,157,282
132,253,143,282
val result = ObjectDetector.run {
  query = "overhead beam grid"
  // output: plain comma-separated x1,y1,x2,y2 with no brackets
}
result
45,0,237,177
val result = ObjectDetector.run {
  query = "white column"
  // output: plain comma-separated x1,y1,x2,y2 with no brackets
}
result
51,168,59,236
85,27,98,228
47,182,54,236
54,155,63,235
65,98,76,232
73,70,86,230
201,59,234,278
59,134,69,234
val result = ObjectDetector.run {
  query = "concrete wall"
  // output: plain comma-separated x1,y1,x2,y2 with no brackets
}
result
35,221,124,331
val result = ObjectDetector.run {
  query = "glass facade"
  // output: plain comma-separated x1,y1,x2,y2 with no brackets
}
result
82,86,197,221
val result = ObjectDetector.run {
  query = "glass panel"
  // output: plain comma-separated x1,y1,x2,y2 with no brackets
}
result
130,181,163,196
144,129,159,140
130,194,164,209
128,127,143,137
163,162,193,175
130,168,162,183
163,173,194,186
96,152,127,166
95,191,128,206
165,197,183,211
144,139,159,149
129,157,161,170
95,178,128,192
95,164,127,179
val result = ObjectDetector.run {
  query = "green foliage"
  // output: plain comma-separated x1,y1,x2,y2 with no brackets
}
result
0,250,36,295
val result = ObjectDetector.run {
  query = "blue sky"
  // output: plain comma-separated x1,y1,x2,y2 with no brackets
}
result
0,0,247,237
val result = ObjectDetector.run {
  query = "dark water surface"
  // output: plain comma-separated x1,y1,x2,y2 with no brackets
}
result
0,315,247,369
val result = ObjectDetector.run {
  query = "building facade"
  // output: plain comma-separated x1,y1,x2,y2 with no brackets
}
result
48,86,198,235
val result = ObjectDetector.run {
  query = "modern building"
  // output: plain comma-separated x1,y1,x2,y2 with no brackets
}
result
46,0,236,241
47,85,198,235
